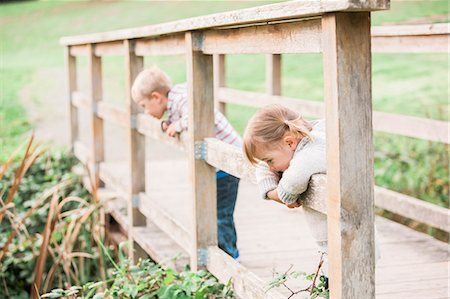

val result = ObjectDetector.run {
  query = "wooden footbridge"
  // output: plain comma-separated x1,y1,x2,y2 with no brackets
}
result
60,1,450,298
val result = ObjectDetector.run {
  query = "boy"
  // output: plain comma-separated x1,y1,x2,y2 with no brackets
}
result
131,67,241,259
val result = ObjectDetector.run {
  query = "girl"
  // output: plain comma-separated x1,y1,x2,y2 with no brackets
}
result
243,104,329,273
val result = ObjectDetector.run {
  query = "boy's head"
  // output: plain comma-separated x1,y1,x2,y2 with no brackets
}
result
131,67,172,119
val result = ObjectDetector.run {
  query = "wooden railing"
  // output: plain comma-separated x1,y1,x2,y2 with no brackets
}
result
61,1,450,298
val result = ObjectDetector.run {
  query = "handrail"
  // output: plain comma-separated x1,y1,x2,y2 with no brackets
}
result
60,0,388,46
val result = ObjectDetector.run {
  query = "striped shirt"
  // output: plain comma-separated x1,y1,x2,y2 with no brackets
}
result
167,83,242,148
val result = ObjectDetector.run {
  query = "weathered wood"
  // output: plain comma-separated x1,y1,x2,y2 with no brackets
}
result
65,47,78,149
372,111,449,144
95,41,125,56
207,246,285,299
97,101,128,127
186,31,217,270
322,12,375,298
213,54,226,114
71,91,90,110
202,20,321,54
135,33,185,56
139,193,192,253
375,186,450,233
372,23,449,36
132,225,190,270
135,113,187,150
372,35,450,53
371,23,450,53
124,39,147,262
87,44,104,185
60,0,389,46
69,44,88,56
218,87,450,144
73,140,90,166
266,54,281,95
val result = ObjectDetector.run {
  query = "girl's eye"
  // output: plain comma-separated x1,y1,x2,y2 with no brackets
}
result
266,159,273,164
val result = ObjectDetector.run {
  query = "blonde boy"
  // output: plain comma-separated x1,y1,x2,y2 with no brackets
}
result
131,67,242,259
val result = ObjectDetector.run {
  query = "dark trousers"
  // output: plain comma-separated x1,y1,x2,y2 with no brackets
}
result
216,174,239,259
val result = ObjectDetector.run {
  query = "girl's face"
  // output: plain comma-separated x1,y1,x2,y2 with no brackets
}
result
258,135,299,172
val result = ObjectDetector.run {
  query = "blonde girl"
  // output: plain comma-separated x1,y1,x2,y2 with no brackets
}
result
243,104,329,272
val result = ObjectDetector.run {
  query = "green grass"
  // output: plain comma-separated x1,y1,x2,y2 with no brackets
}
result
1,0,449,207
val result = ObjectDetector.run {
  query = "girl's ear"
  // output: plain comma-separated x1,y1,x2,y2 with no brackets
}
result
283,135,299,150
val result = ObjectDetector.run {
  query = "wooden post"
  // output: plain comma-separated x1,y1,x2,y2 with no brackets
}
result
186,31,217,271
322,12,375,298
213,54,226,114
124,39,147,262
65,46,78,150
266,54,281,96
87,44,104,187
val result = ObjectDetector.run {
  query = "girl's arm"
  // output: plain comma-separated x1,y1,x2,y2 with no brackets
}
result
277,140,326,204
255,162,281,200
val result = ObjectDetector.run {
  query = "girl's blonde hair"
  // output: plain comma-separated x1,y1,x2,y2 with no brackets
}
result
131,66,172,102
243,104,312,165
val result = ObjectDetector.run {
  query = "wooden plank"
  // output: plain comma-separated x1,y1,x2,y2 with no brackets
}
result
213,54,226,114
218,87,324,118
207,246,285,299
97,101,128,127
218,87,450,144
99,162,128,198
135,33,185,56
202,19,322,54
71,91,90,110
375,186,450,233
372,35,450,53
371,23,450,53
87,44,104,184
266,54,281,95
372,23,450,36
65,47,78,149
124,39,147,262
60,0,389,46
135,113,187,150
373,112,449,144
186,31,217,270
95,41,125,56
322,12,375,298
73,140,90,166
69,44,88,56
132,225,190,270
139,193,192,253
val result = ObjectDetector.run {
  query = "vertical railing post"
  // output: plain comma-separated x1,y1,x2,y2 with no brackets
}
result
65,46,78,151
124,39,147,262
322,12,375,298
266,54,281,96
213,54,226,115
87,44,104,188
186,31,217,271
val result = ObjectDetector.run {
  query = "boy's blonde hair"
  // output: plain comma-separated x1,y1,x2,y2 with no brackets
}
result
243,104,312,165
131,66,172,102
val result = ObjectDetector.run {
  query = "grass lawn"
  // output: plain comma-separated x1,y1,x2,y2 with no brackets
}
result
1,0,449,208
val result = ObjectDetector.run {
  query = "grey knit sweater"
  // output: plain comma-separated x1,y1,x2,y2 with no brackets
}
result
255,119,381,268
255,120,328,254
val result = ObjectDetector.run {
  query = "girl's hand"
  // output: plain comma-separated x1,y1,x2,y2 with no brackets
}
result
285,201,302,209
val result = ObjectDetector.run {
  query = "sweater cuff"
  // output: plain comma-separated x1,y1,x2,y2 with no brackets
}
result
277,183,299,204
258,177,278,200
